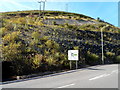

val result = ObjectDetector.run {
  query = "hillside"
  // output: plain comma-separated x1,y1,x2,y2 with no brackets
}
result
1,10,120,81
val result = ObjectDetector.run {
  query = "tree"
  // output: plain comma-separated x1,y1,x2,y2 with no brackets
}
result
97,17,100,21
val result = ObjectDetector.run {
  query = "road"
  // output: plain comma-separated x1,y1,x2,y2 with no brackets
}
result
2,64,119,89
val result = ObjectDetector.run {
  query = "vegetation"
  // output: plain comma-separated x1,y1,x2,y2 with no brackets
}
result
115,55,120,63
86,51,100,65
1,10,120,81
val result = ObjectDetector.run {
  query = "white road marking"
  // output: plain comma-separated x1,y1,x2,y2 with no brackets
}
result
57,83,75,88
89,74,106,81
0,85,2,90
111,70,118,74
104,74,111,77
89,69,118,81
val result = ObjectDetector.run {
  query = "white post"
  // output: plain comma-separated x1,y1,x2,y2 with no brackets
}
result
76,61,78,69
70,60,72,70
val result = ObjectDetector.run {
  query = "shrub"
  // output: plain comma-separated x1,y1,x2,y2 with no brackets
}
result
32,31,41,40
53,42,60,50
3,31,20,44
17,17,27,24
52,21,57,25
40,36,49,41
73,46,79,50
115,55,120,63
106,52,115,57
86,51,99,65
64,23,69,27
1,27,8,36
105,52,115,64
2,42,22,61
45,40,53,48
32,54,43,69
46,56,56,66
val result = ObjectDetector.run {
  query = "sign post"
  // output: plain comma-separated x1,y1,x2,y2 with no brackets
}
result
76,60,78,69
68,50,79,70
70,60,72,70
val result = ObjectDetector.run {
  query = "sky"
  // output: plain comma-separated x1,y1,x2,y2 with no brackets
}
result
0,0,119,27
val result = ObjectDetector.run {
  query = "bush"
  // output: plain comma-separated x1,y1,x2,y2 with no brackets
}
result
52,21,57,25
1,27,8,36
105,52,115,64
115,56,120,63
86,51,99,65
3,31,20,44
32,54,43,69
45,40,53,48
45,56,56,66
45,40,59,50
32,31,41,40
2,42,22,61
73,46,79,50
106,52,115,57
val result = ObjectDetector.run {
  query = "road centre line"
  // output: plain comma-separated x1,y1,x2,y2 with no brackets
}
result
57,83,75,88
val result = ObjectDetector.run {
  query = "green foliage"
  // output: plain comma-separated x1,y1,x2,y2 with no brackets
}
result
115,56,120,63
52,21,57,25
106,52,115,57
2,10,120,79
32,31,41,40
40,36,49,41
64,23,69,27
2,42,22,61
46,56,56,66
3,31,20,43
32,54,43,69
73,46,79,50
97,17,100,21
86,51,99,65
1,27,8,36
45,40,53,48
0,28,2,37
45,40,59,50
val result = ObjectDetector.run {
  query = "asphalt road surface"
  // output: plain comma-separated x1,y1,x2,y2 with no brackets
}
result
2,64,119,88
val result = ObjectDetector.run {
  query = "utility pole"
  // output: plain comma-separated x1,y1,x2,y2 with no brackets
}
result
38,0,46,18
42,0,46,20
38,1,41,17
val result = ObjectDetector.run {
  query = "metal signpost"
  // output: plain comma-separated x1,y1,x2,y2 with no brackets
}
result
68,50,79,69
